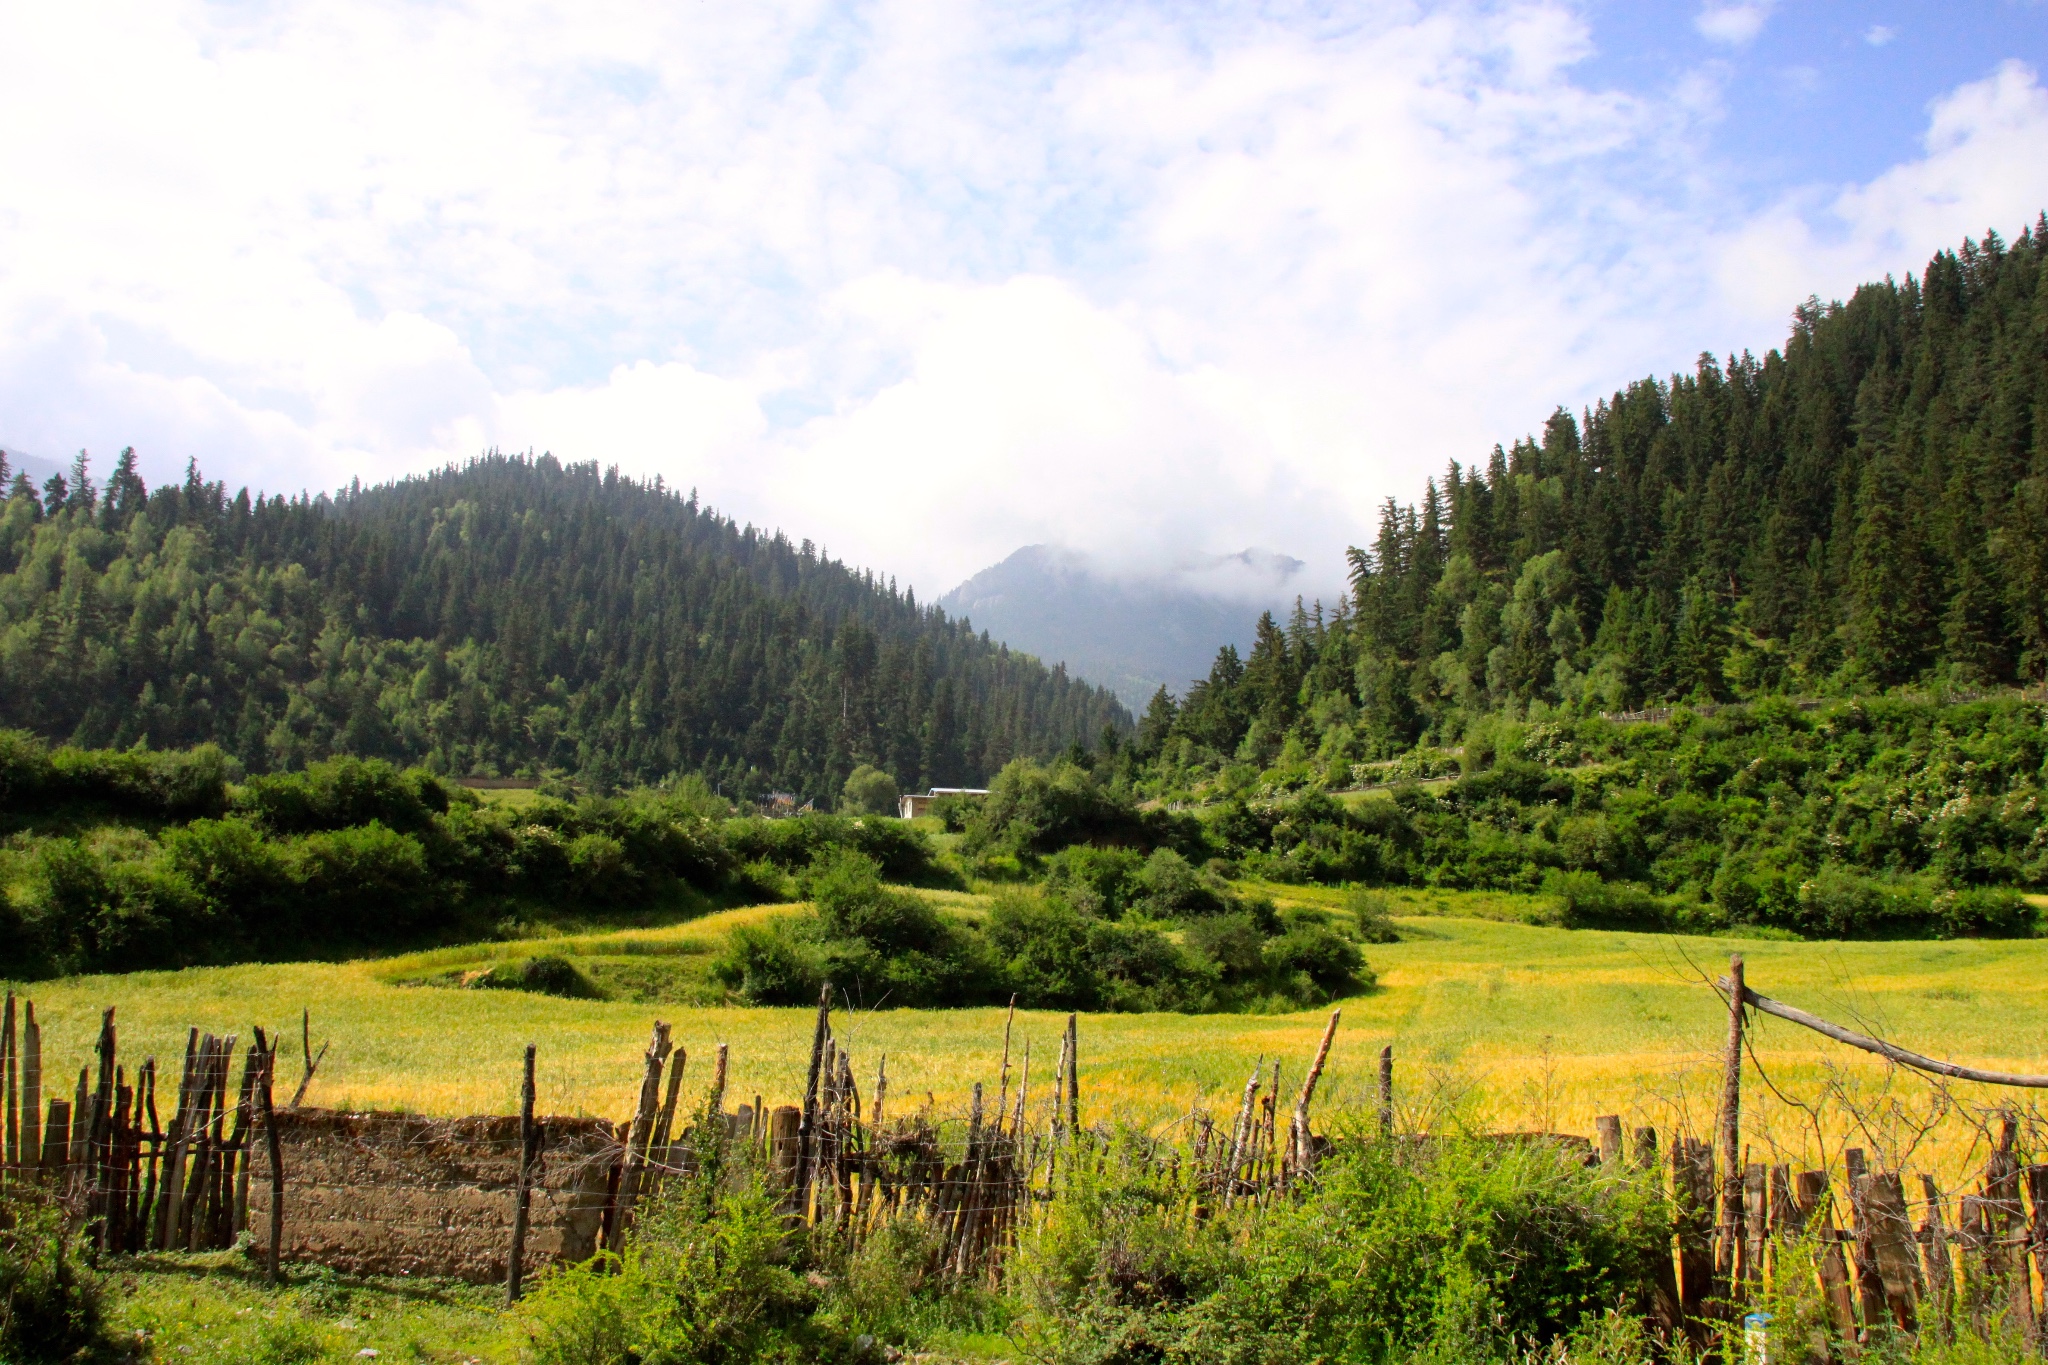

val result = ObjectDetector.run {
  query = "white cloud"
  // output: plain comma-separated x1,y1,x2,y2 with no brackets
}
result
1715,61,2048,318
1865,25,1899,47
1695,3,1775,46
0,0,2042,602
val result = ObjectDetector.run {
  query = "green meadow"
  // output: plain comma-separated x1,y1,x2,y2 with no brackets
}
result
19,892,2048,1184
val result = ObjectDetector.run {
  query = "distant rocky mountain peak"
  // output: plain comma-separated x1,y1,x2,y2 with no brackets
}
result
937,543,1308,710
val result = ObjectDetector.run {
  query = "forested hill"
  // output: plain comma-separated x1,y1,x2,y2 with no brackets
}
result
1140,217,2048,769
0,452,1129,797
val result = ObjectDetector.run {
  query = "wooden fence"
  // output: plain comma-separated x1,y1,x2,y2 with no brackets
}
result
4,968,2046,1355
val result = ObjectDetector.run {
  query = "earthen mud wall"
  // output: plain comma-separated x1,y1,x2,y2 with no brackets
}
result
247,1109,618,1282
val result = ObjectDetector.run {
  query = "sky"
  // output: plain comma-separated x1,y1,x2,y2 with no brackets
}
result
2,0,2045,602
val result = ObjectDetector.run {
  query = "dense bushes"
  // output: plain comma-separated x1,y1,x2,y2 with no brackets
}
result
1016,1134,1670,1365
0,740,949,979
0,730,234,824
714,849,1369,1013
0,1190,110,1364
516,1128,1670,1365
1203,700,2046,939
964,758,1202,861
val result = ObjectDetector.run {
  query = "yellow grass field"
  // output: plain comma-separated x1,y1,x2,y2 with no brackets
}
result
16,896,2048,1186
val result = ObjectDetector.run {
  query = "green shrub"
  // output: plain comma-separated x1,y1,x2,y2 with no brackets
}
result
235,754,448,834
713,919,825,1005
1014,1133,1671,1365
1544,870,1671,931
722,814,944,885
0,729,234,822
478,954,601,998
0,1190,111,1364
1344,887,1401,943
840,764,899,817
517,1178,840,1365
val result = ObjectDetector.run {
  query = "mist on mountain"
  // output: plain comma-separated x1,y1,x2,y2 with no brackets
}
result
938,544,1306,710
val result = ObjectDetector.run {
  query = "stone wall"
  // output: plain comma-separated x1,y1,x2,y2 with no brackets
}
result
247,1109,618,1282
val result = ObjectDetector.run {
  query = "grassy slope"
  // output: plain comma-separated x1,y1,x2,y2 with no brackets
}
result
20,898,2048,1184
32,893,2048,1365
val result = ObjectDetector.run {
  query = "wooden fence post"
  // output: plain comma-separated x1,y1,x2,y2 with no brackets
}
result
607,1022,672,1252
1595,1115,1622,1167
1717,954,1745,1294
770,1105,803,1193
2023,1164,2048,1344
1377,1045,1394,1138
1844,1149,1886,1336
1864,1171,1920,1333
3,991,15,1180
508,1044,537,1304
1918,1173,1954,1341
1288,1010,1340,1179
795,986,832,1217
21,1003,40,1179
1064,1014,1079,1135
255,1030,282,1286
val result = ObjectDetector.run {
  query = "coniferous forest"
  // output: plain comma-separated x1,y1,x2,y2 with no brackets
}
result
1139,218,2048,770
0,453,1127,800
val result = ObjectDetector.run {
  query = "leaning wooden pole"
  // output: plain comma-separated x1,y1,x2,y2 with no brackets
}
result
795,985,832,1216
995,995,1017,1137
1717,953,1745,1291
608,1022,672,1252
507,1044,537,1304
1289,1009,1341,1176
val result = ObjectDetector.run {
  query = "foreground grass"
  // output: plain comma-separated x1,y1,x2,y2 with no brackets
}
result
109,1254,518,1364
13,898,2046,1185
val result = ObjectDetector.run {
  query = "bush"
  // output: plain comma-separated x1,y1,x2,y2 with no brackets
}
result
840,764,899,817
964,758,1201,859
722,814,944,886
713,919,826,1005
1014,1134,1671,1365
478,954,601,998
517,1178,839,1365
235,755,447,834
1544,870,1671,931
1344,887,1401,943
1041,845,1145,918
0,729,234,822
927,792,984,832
0,1190,111,1364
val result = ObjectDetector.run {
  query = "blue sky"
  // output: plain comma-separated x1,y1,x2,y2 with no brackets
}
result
1583,2,2047,189
1,0,2043,599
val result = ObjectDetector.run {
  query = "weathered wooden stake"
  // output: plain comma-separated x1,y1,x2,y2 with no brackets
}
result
1595,1115,1623,1167
508,1044,537,1304
2,991,15,1178
995,996,1016,1136
1918,1173,1954,1340
795,985,832,1215
1717,954,1745,1289
288,1009,328,1110
1064,1014,1079,1134
648,1047,687,1185
1289,1009,1340,1178
254,1030,282,1286
608,1021,672,1251
20,1003,40,1178
1377,1044,1394,1138
1223,1057,1263,1206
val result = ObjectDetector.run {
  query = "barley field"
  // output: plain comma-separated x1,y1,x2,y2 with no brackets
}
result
15,894,2048,1184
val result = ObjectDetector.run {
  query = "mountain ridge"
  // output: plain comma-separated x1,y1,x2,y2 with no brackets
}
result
938,543,1306,710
